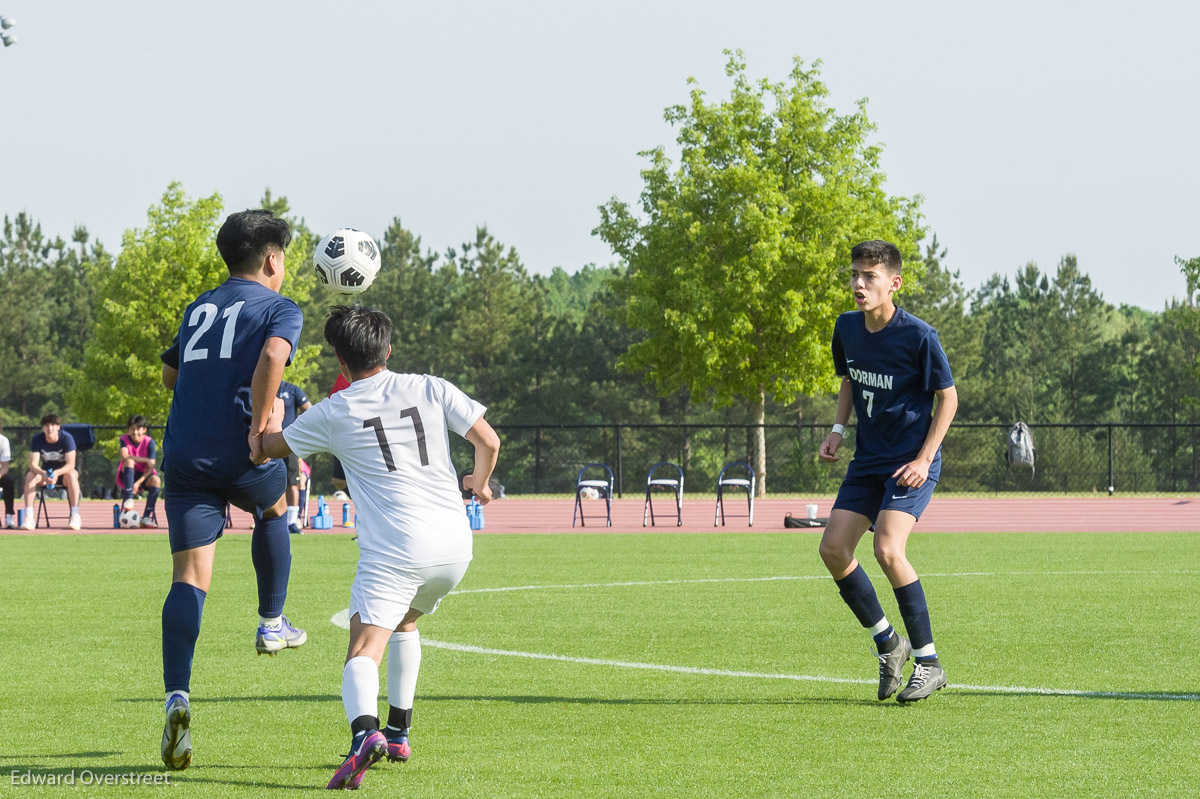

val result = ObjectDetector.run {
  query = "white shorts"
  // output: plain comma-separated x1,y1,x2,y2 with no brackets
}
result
349,559,471,630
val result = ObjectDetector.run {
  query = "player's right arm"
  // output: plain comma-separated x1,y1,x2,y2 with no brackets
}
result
463,417,500,504
819,377,854,462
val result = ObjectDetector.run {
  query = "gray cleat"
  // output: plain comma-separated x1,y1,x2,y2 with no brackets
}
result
875,635,912,700
896,660,948,703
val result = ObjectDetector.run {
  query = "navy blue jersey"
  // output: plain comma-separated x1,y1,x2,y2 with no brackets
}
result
277,380,310,429
30,431,76,470
831,307,954,476
161,277,303,479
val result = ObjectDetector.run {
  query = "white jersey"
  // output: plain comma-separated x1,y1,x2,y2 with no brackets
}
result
282,370,485,568
0,433,10,463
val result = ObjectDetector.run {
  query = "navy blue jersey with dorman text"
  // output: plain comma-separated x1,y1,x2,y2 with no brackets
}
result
831,308,954,476
161,278,303,479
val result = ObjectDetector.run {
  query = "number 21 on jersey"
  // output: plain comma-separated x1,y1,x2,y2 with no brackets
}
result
182,301,245,362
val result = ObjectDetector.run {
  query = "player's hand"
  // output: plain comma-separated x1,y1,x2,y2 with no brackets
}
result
248,432,269,465
892,458,932,488
265,397,285,434
818,433,843,462
464,475,493,504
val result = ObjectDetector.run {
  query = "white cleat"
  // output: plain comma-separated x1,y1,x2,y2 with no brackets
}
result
161,694,192,770
67,513,82,531
20,514,36,531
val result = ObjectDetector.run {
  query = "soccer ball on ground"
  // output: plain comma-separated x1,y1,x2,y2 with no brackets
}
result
313,228,381,294
119,509,141,529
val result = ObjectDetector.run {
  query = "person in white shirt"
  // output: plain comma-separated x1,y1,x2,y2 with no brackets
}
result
258,304,499,790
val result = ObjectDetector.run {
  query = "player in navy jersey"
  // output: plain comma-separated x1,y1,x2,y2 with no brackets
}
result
817,239,958,703
157,209,308,771
276,380,312,534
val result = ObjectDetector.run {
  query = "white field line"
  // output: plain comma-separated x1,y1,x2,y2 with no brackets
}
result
446,569,1200,596
326,609,1200,702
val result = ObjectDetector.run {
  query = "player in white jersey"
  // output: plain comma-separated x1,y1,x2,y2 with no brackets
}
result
258,305,499,790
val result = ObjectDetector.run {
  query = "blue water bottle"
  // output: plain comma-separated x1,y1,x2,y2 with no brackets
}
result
112,504,120,528
342,503,351,527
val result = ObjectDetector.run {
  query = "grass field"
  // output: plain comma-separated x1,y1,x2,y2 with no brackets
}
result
2,530,1198,797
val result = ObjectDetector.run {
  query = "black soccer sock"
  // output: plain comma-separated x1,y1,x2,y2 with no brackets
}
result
162,582,207,693
894,579,936,660
350,714,379,738
122,467,135,500
386,706,413,731
251,513,291,617
834,563,888,629
145,486,160,517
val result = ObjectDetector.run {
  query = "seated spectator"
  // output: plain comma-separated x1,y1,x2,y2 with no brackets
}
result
0,420,14,528
119,414,162,528
22,413,82,530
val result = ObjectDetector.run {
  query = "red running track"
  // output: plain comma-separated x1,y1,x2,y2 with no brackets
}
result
3,496,1197,535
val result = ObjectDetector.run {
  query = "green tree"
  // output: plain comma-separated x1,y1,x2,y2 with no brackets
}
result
594,51,924,493
0,213,105,420
66,184,320,452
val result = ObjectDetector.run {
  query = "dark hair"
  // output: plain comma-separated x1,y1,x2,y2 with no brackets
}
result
324,305,393,374
40,413,60,426
127,414,148,429
216,210,292,274
850,240,903,274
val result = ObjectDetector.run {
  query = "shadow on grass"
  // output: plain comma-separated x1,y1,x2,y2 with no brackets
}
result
0,751,121,760
958,689,1200,702
420,694,885,708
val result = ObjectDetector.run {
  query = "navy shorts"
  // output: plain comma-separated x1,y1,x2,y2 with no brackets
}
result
164,461,286,553
832,471,937,524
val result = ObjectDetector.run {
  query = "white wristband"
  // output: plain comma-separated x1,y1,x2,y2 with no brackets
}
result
831,424,846,436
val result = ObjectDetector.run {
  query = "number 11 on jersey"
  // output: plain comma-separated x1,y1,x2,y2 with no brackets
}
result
364,408,430,471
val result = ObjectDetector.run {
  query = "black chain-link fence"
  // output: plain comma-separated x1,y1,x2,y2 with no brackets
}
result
5,422,1198,499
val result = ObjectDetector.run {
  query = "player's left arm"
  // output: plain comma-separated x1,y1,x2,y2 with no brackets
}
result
892,385,958,488
248,337,294,463
463,417,501,504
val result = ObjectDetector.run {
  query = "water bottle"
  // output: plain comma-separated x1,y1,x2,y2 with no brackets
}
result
342,503,350,527
112,504,120,528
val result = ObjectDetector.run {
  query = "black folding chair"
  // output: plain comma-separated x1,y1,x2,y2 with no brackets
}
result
714,462,755,527
572,463,614,528
643,462,683,527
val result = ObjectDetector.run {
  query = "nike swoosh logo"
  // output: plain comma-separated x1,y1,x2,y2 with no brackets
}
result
890,494,908,499
846,359,855,363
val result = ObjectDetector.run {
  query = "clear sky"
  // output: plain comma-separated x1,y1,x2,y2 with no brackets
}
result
2,1,1197,311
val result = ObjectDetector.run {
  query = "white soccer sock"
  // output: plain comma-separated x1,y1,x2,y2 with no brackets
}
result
259,615,282,630
342,656,380,725
70,506,80,515
388,631,421,714
913,643,938,659
869,618,892,636
287,505,298,525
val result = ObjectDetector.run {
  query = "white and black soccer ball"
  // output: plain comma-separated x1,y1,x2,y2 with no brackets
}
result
119,509,141,529
313,228,381,295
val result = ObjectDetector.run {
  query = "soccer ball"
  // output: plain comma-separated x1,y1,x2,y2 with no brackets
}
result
119,509,141,529
313,228,381,295
581,486,601,500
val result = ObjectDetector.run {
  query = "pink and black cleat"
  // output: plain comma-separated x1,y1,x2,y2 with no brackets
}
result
327,730,386,790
